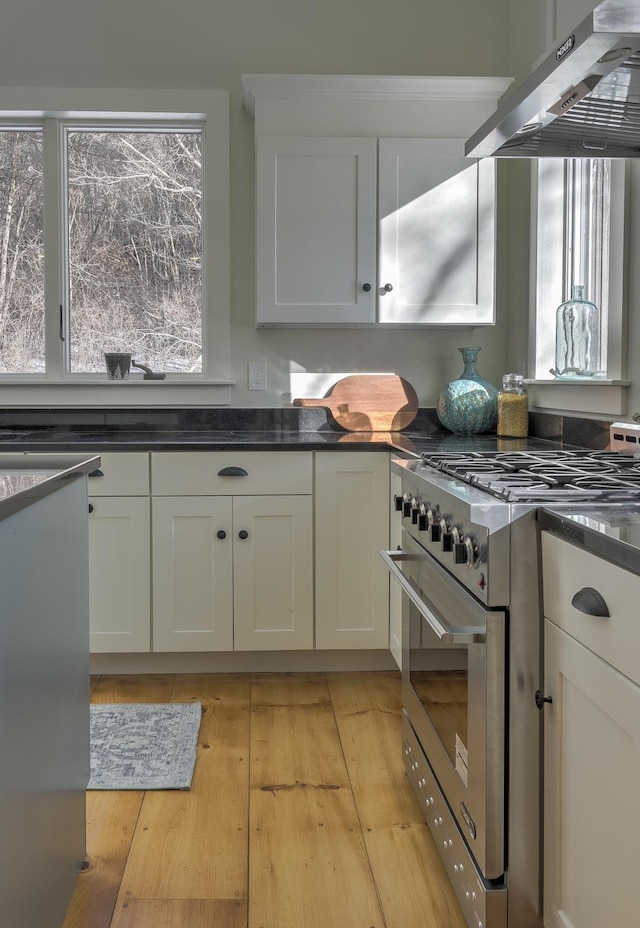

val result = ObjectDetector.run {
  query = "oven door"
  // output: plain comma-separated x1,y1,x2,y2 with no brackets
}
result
382,531,506,880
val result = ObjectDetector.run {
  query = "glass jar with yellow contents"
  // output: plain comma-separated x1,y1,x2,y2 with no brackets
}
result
497,373,528,438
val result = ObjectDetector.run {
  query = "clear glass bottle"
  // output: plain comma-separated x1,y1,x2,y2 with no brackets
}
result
554,285,601,377
497,373,528,438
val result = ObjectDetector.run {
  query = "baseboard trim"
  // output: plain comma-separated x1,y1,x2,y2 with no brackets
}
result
90,649,399,675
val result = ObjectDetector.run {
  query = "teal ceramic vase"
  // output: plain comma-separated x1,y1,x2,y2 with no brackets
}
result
436,347,498,435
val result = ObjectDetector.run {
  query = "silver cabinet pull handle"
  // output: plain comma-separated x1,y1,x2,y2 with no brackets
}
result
571,587,610,617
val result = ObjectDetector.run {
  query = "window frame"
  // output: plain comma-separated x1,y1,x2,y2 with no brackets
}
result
528,157,629,417
0,87,231,405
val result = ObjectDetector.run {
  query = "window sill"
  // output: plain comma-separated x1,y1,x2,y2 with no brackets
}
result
525,378,630,386
525,379,630,418
0,379,236,407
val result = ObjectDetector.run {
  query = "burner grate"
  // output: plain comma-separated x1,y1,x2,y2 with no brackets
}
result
419,449,640,501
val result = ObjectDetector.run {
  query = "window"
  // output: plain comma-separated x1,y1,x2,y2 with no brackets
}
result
0,89,229,394
532,158,627,385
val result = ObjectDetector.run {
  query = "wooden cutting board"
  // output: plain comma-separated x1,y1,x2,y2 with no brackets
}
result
293,374,418,431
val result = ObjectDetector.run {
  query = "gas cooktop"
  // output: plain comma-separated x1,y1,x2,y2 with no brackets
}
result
419,450,640,503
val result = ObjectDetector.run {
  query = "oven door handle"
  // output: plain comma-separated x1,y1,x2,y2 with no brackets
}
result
380,550,486,645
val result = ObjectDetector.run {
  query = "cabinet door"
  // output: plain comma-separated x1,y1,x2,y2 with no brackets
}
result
88,496,150,652
315,452,390,649
543,619,640,928
378,138,496,325
232,495,313,651
256,136,377,325
152,496,233,652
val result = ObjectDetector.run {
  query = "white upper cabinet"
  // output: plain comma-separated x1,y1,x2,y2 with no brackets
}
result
378,138,495,325
256,136,377,325
244,74,509,328
255,134,496,327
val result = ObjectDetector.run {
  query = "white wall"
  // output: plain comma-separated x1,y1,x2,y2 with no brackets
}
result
1,0,514,409
505,1,600,82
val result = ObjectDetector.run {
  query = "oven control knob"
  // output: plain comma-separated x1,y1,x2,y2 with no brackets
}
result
426,507,441,540
453,535,479,566
463,536,479,568
417,503,428,531
453,542,467,564
393,493,404,512
440,518,453,551
402,494,412,517
410,498,421,524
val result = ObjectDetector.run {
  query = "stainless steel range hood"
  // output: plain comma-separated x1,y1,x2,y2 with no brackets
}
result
466,1,640,158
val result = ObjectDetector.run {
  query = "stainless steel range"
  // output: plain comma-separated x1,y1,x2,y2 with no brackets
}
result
382,449,640,928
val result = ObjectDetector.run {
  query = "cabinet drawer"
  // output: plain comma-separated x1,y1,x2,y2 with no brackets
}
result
542,531,640,685
151,451,313,496
87,452,150,496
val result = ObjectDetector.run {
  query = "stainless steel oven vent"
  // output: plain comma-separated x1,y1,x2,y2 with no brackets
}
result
466,1,640,158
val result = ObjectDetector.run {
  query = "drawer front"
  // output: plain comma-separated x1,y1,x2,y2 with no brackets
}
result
87,452,150,496
151,451,313,496
542,531,640,685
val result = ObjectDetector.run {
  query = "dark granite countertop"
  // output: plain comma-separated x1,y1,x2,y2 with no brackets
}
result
538,506,640,576
0,425,574,456
0,453,101,522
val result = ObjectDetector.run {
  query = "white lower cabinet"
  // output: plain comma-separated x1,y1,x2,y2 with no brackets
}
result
151,496,234,652
231,495,313,650
543,620,640,928
151,494,313,651
315,452,390,649
150,452,314,652
541,531,640,928
89,497,151,652
88,453,151,653
87,449,390,656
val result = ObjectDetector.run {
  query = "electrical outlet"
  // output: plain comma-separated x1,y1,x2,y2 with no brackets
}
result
248,361,267,391
610,421,640,453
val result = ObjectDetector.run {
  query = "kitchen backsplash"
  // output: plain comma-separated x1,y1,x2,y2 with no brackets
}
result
527,412,611,450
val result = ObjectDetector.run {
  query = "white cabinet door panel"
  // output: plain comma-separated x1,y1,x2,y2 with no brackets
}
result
378,138,496,325
232,495,313,651
88,496,150,653
256,136,377,325
544,619,640,928
152,496,233,652
315,452,389,649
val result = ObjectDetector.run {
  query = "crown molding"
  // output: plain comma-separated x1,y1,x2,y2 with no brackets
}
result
241,74,513,117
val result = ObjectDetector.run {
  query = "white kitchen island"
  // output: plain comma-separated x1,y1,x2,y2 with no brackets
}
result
0,453,99,928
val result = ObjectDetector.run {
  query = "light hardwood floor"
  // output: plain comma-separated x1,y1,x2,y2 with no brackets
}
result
62,671,466,928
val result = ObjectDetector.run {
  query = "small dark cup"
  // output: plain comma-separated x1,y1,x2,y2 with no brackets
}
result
104,352,132,380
